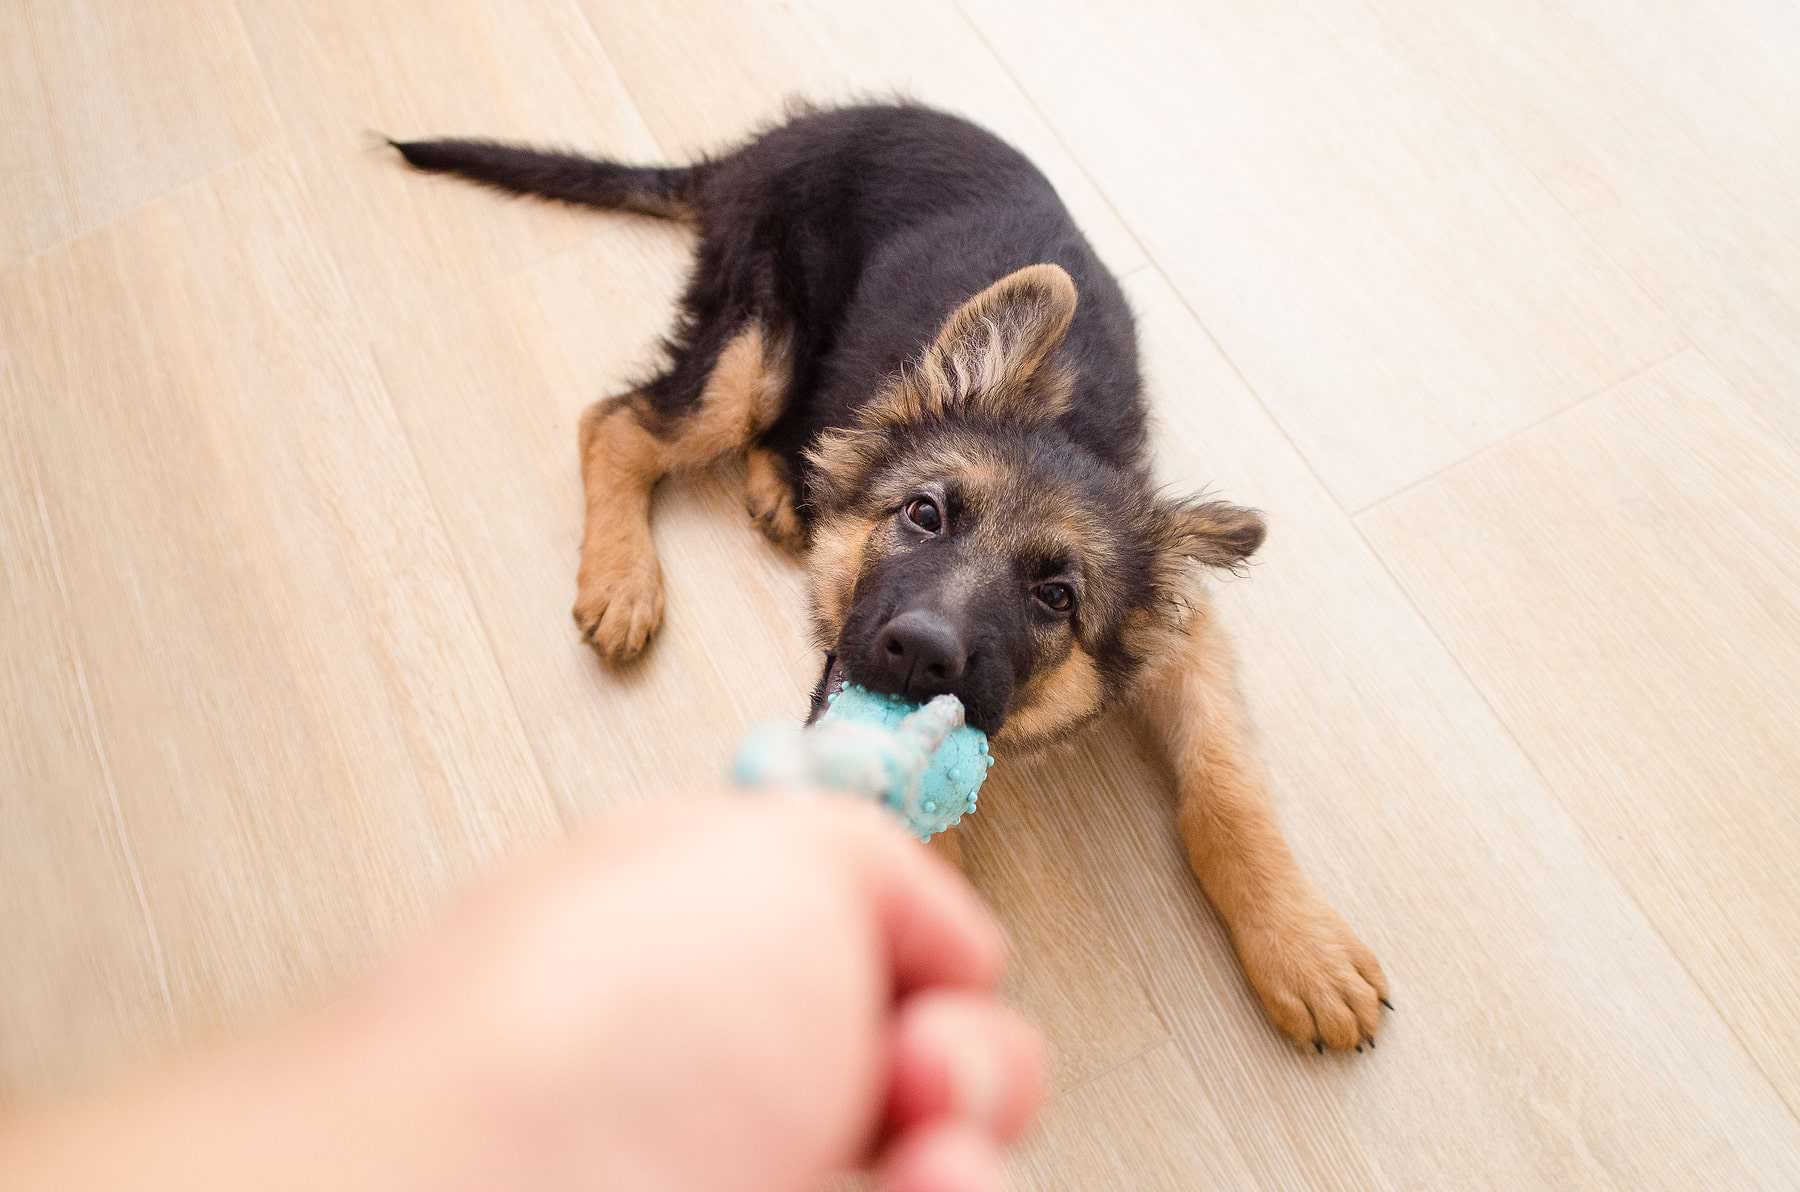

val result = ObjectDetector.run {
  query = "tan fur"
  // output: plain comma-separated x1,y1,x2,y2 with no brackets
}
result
911,263,1078,423
806,264,1079,503
806,426,1124,749
843,432,1017,522
1134,595,1388,1051
804,512,878,646
803,423,880,508
648,196,701,223
1000,643,1106,747
573,398,666,660
917,441,1012,501
744,446,805,551
1120,569,1200,666
690,325,790,458
1166,500,1268,572
573,324,789,660
1036,362,1077,416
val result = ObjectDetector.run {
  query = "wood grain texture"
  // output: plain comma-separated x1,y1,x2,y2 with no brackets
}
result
956,762,1168,1093
0,430,171,1090
13,0,272,245
235,0,663,317
6,0,1800,1184
367,226,807,812
1013,1041,1258,1189
1360,0,1800,461
574,0,1145,277
0,151,562,1032
958,0,1684,509
1362,350,1800,1113
1037,272,1800,1188
0,0,71,265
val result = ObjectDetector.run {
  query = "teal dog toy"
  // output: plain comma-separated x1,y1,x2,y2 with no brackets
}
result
733,683,994,841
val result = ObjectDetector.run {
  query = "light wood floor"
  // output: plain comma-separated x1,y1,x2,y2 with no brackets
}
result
5,1,1799,1186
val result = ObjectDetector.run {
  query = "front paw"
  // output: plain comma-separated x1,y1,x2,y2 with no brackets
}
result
572,554,664,663
1232,895,1389,1053
744,449,805,552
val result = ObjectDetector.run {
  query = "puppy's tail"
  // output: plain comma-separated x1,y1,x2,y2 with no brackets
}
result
386,136,702,220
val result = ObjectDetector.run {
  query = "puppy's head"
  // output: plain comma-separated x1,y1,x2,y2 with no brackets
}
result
804,264,1264,748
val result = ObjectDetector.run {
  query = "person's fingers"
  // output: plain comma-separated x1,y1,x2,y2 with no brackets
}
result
803,801,1007,996
518,796,1005,994
879,1123,1008,1192
886,992,1045,1143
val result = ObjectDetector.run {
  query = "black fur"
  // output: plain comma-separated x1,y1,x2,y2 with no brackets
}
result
702,105,1149,498
394,102,1258,738
393,103,1142,481
387,136,698,218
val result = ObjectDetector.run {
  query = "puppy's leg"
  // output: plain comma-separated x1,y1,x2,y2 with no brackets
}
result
1136,598,1388,1052
574,320,788,660
744,444,805,552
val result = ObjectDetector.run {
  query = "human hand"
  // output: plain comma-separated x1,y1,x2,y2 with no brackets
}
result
0,798,1042,1192
348,797,1044,1192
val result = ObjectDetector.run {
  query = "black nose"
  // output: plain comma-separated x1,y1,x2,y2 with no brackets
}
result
872,609,967,697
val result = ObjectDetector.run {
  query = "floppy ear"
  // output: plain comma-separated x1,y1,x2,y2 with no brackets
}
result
912,262,1079,421
1161,498,1267,571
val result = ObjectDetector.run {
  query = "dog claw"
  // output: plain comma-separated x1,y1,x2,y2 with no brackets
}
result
1314,1040,1324,1055
1379,998,1395,1012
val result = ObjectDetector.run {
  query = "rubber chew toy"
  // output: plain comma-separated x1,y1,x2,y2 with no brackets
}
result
733,683,994,841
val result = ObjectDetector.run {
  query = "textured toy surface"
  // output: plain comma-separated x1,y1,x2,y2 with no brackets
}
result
732,682,993,841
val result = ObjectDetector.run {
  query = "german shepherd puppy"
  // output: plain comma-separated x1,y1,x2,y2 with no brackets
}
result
392,102,1388,1052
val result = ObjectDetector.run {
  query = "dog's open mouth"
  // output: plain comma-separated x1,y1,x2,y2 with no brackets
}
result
806,652,843,724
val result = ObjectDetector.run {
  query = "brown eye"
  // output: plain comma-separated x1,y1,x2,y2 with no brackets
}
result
903,496,943,534
1035,582,1075,613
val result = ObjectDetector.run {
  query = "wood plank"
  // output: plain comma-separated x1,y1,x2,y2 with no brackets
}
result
369,227,802,810
0,0,72,264
235,0,664,318
369,225,1167,1091
958,0,1682,509
1015,271,1800,1188
961,768,1169,1093
575,0,1144,277
0,150,563,1031
1361,349,1800,1114
1014,1042,1259,1190
18,0,272,242
1361,0,1800,463
8,1,1800,1183
0,428,171,1091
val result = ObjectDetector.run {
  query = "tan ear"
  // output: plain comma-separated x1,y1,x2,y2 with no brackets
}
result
807,264,1079,509
1163,499,1267,571
912,263,1079,421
